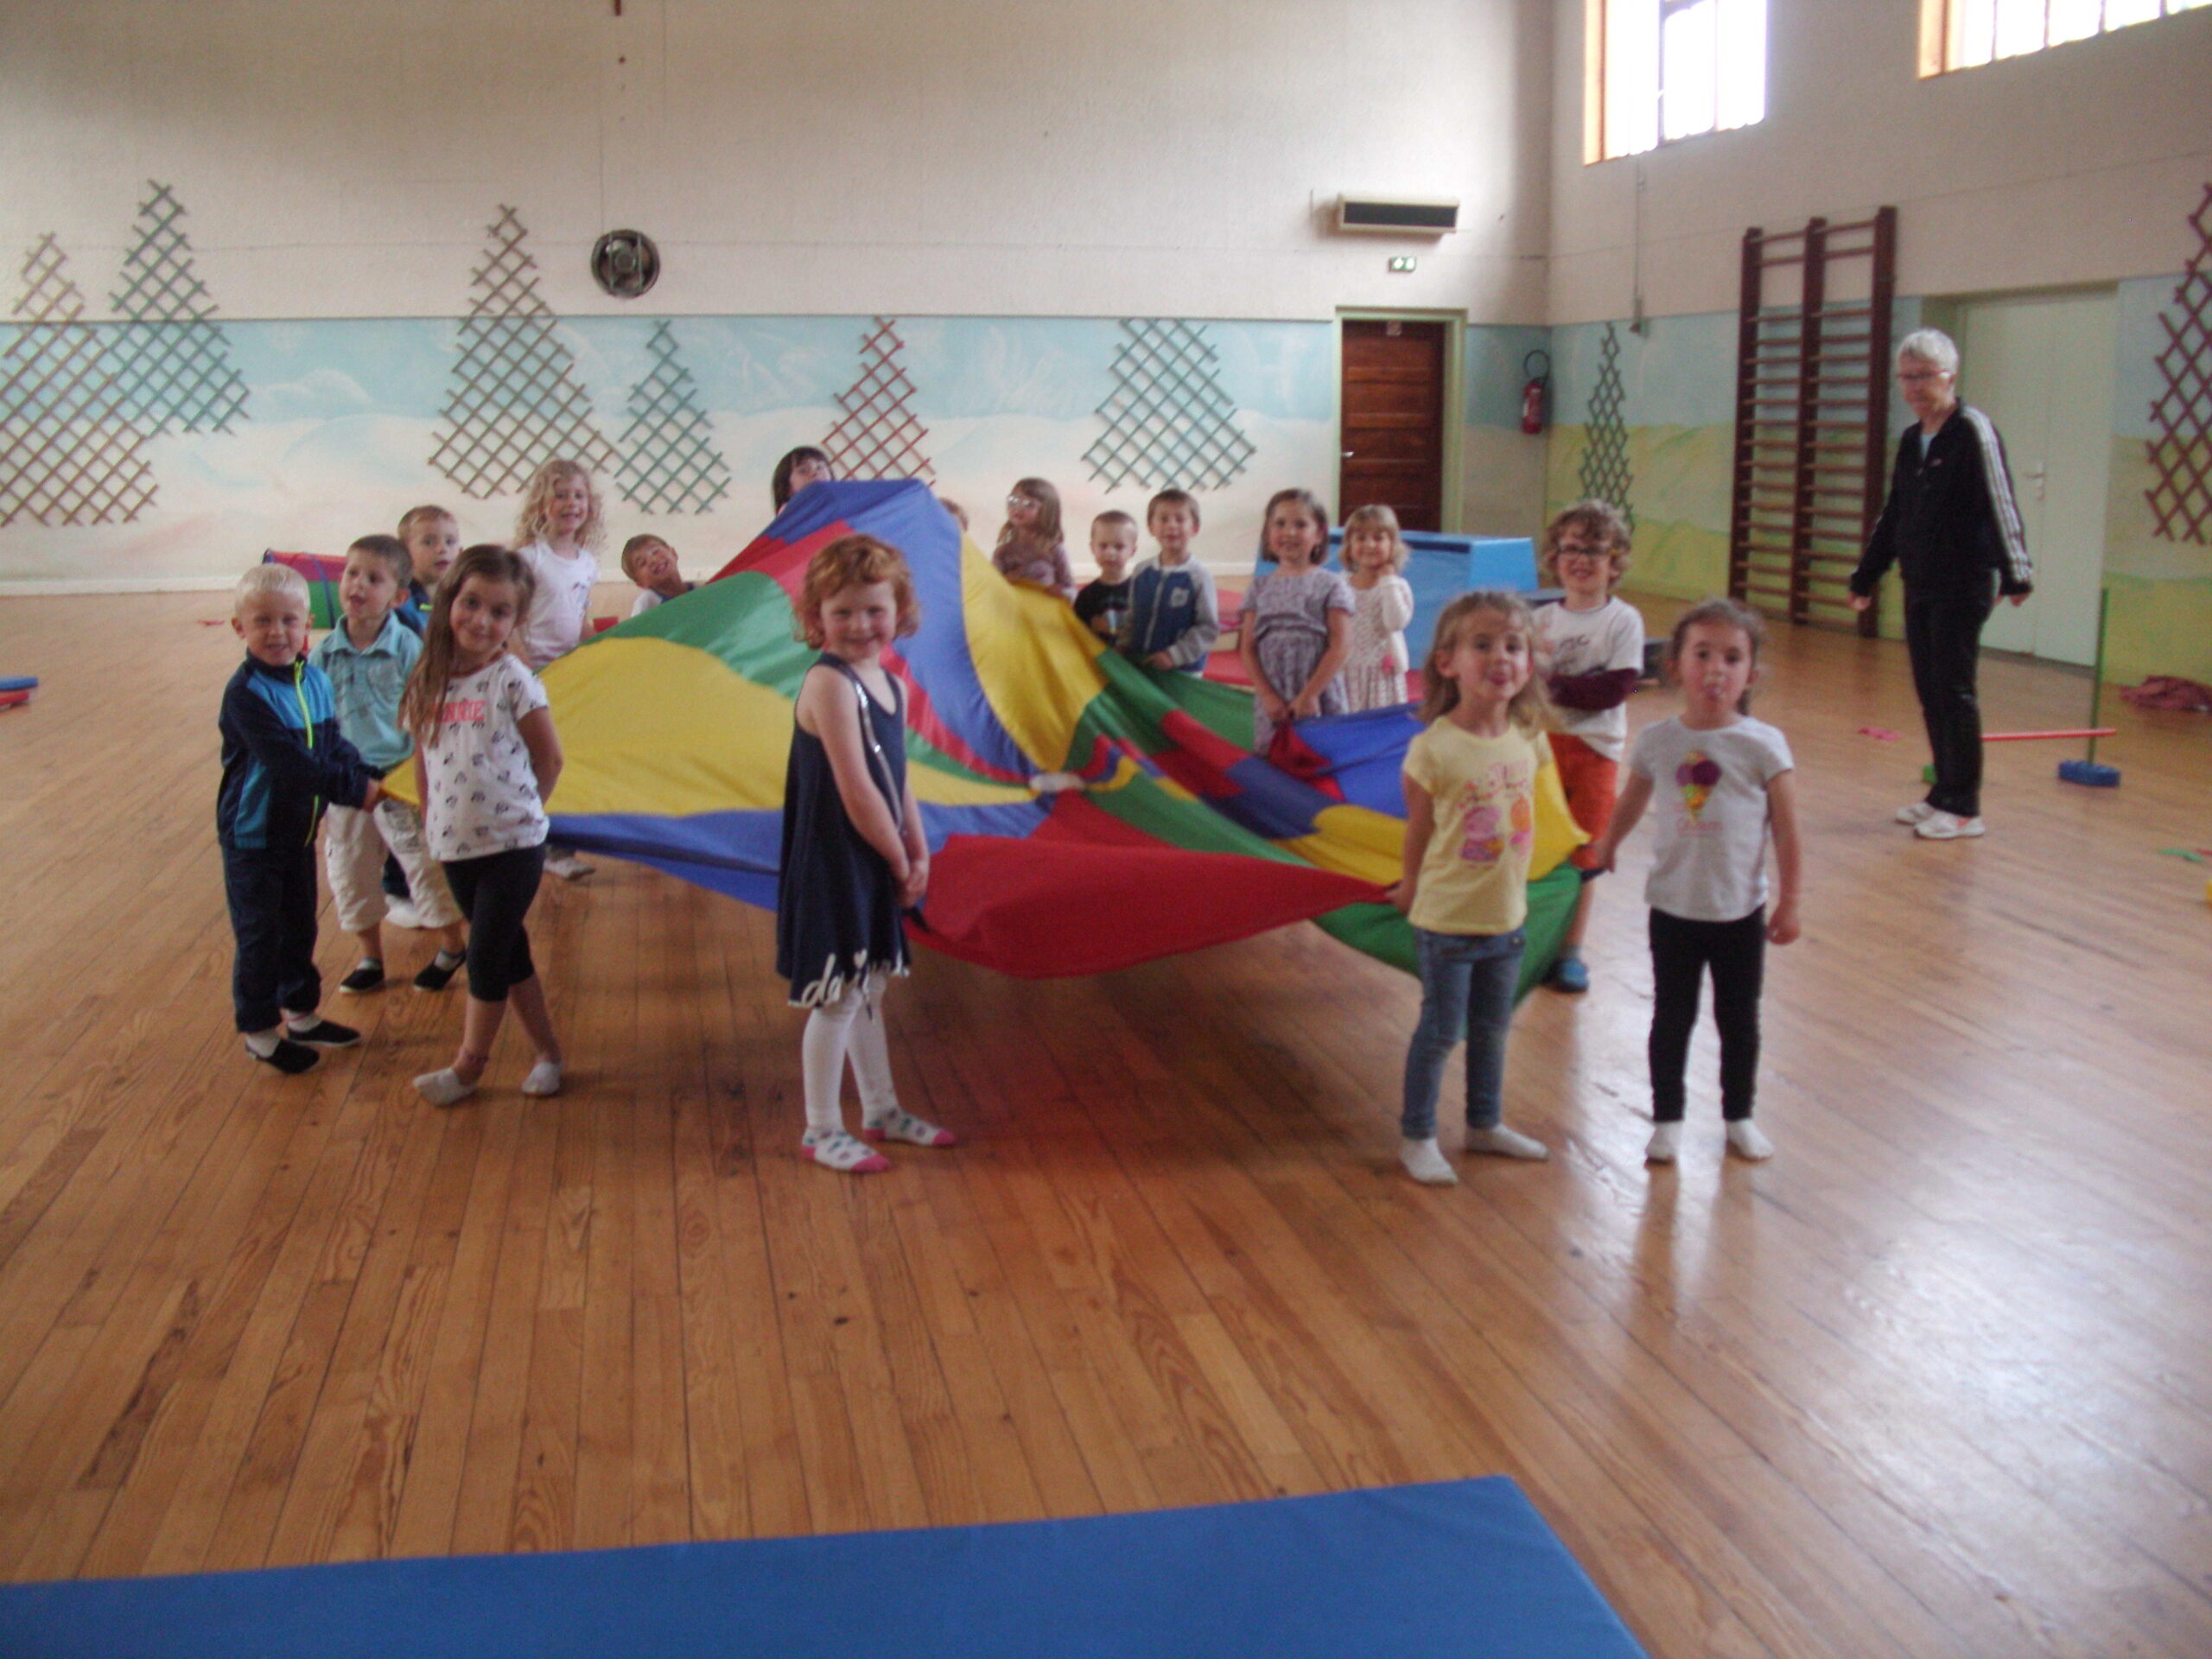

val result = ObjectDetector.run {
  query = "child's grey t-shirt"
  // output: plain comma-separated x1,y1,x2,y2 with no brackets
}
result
1627,715,1794,922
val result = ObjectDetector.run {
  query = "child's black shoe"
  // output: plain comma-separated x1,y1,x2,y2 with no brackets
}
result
286,1016,360,1047
339,961,386,995
413,950,464,993
251,1038,321,1075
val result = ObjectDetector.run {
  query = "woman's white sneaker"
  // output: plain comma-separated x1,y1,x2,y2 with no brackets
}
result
1914,810,1986,840
1895,801,1938,825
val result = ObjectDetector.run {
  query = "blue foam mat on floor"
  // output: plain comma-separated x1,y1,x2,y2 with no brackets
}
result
0,1477,1645,1658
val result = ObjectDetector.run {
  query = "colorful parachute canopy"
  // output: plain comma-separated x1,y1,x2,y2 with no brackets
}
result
264,550,348,630
532,479,1583,988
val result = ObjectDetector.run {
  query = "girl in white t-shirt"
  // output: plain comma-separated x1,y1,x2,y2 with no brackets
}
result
1590,598,1801,1165
512,460,602,879
399,544,568,1109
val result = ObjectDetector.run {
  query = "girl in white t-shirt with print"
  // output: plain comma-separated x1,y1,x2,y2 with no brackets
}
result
399,543,568,1109
1590,598,1801,1165
513,459,601,880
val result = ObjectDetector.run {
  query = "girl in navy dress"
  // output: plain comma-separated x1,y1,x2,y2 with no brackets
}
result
776,535,958,1173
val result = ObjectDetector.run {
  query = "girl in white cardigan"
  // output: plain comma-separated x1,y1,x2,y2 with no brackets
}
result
1339,504,1416,711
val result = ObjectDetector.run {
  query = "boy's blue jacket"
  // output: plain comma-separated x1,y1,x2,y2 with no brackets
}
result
217,654,378,851
1117,558,1220,670
395,578,430,636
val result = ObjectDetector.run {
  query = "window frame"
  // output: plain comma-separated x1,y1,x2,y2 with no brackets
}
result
1585,0,1770,164
1917,0,2212,77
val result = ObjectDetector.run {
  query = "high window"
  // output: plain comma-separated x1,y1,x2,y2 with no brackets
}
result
1919,0,2212,74
1586,0,1769,162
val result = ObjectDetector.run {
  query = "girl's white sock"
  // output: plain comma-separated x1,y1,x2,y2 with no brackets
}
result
1726,1120,1774,1160
799,984,867,1134
846,989,901,1122
1399,1137,1458,1185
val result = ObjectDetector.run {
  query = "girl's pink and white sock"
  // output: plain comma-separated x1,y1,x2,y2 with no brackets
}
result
861,1107,957,1147
801,1127,890,1173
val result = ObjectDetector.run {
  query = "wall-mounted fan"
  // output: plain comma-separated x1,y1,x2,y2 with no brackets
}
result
591,230,661,298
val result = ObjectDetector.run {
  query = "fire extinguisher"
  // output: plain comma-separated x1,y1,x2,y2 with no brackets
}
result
1520,349,1551,435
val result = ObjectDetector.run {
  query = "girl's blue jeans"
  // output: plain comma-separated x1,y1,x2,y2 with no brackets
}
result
1402,926,1525,1141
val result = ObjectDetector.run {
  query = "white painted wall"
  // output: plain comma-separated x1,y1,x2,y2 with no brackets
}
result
1548,2,2212,324
0,0,1554,323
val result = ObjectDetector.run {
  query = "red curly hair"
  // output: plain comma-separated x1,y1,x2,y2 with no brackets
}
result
795,535,921,648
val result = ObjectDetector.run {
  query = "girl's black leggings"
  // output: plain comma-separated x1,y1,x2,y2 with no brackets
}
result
442,843,546,1001
1648,906,1766,1122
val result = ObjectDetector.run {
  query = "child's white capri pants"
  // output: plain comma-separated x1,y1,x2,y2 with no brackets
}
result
323,799,461,932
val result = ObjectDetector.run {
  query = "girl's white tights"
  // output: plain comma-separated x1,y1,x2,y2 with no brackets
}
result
800,976,898,1134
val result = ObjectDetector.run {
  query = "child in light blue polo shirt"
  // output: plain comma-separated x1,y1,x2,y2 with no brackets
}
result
309,535,467,994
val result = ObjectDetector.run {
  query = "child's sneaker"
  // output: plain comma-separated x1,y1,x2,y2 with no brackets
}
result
1913,810,1985,841
1466,1125,1550,1161
546,851,594,880
1398,1137,1459,1185
1726,1120,1775,1160
861,1107,957,1147
338,960,385,995
412,950,465,992
249,1036,320,1075
1544,952,1590,994
1894,801,1938,826
285,1016,360,1047
521,1058,563,1097
1644,1122,1681,1163
801,1128,891,1173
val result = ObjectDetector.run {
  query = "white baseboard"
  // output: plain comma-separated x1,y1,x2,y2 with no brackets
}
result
0,576,239,595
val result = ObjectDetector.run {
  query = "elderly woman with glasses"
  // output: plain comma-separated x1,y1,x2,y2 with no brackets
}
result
1848,327,2033,842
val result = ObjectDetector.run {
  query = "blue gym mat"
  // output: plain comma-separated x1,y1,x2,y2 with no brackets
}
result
0,1477,1645,1658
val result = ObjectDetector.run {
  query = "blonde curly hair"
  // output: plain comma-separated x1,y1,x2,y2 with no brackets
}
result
512,460,605,552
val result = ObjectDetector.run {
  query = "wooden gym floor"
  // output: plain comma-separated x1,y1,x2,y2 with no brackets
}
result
0,588,2208,1657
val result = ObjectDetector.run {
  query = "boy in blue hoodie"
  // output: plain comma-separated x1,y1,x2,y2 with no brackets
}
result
1117,488,1220,672
218,563,383,1073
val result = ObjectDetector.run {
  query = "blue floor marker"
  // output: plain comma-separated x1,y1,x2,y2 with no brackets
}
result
0,1478,1645,1658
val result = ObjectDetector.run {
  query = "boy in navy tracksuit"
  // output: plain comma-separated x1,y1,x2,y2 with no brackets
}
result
219,564,383,1073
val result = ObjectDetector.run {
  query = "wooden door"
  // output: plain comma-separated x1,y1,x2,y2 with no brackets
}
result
1961,290,2115,666
1339,320,1446,531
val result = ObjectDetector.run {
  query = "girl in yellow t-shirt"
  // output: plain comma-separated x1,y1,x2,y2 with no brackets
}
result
1390,590,1556,1184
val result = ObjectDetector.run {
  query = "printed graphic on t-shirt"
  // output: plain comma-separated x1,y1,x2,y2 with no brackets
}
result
1675,751,1721,823
1454,760,1535,866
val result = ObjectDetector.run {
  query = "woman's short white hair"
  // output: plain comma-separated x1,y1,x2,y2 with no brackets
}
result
1895,328,1960,374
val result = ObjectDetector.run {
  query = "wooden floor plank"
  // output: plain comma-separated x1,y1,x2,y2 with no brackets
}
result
3,591,2211,1657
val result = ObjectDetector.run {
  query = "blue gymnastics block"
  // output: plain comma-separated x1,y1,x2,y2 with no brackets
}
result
2056,758,2120,788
